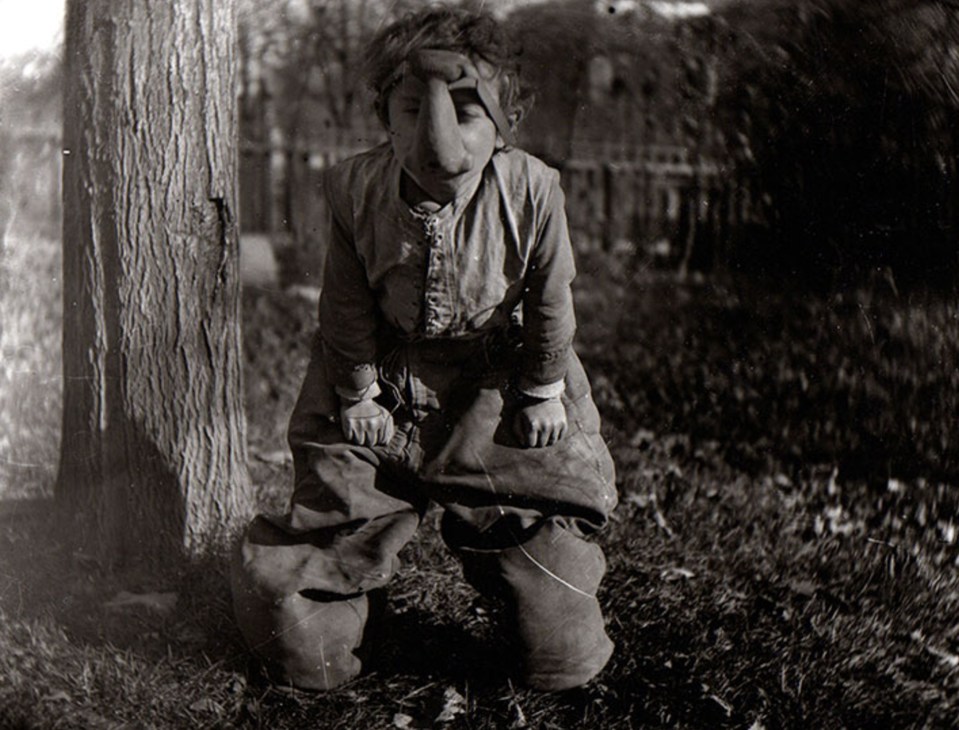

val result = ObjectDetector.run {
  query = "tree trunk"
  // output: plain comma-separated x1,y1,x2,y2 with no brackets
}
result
59,0,253,563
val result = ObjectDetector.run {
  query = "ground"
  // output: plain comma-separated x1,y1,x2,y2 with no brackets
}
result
1,235,958,729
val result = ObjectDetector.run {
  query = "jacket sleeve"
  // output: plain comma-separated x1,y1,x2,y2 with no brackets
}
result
318,172,380,394
519,170,577,395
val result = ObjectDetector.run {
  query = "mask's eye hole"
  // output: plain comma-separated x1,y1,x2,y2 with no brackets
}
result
456,102,487,122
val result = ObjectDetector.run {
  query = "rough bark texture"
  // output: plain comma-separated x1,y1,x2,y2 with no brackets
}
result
59,0,253,562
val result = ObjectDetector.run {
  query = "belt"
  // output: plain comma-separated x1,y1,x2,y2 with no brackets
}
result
393,328,522,367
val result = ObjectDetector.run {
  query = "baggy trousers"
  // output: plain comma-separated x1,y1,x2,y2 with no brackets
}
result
231,336,618,692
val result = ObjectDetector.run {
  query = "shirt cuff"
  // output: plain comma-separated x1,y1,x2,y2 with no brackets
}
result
334,381,382,403
321,340,379,392
521,346,571,387
516,378,565,400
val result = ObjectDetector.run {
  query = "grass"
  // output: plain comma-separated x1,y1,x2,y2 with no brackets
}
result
1,229,958,728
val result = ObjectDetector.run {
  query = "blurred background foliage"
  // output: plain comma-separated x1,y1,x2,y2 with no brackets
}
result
227,0,959,286
3,0,959,285
709,0,959,285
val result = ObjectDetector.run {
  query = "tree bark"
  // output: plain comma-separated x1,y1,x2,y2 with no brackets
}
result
59,0,253,563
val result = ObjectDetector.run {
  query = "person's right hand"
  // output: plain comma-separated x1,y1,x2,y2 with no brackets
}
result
339,398,394,447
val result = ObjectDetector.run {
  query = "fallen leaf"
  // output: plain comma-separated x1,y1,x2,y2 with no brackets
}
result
702,684,732,716
813,514,825,536
176,626,206,644
103,591,177,614
774,473,792,488
74,710,114,728
629,428,656,448
509,698,529,729
189,698,221,714
939,520,957,544
228,676,247,695
625,492,651,508
926,645,959,669
788,579,818,598
661,567,695,581
912,630,959,668
652,507,675,537
826,467,839,496
41,690,71,702
392,713,414,729
625,492,674,535
435,687,466,723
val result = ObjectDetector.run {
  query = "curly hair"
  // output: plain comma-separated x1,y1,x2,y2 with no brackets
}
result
364,5,531,132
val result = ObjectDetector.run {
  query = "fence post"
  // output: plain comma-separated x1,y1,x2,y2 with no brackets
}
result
602,162,615,251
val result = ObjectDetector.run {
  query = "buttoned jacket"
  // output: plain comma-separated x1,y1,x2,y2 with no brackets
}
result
318,143,577,395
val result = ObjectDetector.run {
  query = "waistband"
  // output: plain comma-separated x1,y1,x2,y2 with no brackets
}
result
384,327,522,367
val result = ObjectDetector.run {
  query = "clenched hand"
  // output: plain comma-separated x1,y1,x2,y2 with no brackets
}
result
514,396,567,448
340,398,395,447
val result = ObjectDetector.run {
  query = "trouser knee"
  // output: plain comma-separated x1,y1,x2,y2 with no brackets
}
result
230,535,381,691
451,517,615,691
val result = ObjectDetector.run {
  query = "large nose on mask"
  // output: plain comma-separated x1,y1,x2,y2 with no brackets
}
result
414,78,471,176
409,52,473,177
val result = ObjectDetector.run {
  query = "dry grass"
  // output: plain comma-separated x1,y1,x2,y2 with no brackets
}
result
1,234,958,728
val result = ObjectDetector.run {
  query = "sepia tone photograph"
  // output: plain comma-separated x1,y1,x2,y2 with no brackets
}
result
1,0,957,727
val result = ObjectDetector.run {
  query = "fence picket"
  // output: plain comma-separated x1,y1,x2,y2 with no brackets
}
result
3,128,758,274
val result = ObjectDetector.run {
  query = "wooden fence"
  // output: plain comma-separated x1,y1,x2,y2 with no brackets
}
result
239,139,372,249
3,128,759,276
560,148,757,271
240,139,760,276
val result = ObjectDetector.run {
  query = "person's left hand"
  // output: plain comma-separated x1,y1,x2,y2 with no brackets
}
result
514,397,567,448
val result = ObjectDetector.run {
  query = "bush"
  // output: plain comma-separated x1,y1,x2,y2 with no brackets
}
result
715,0,959,285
